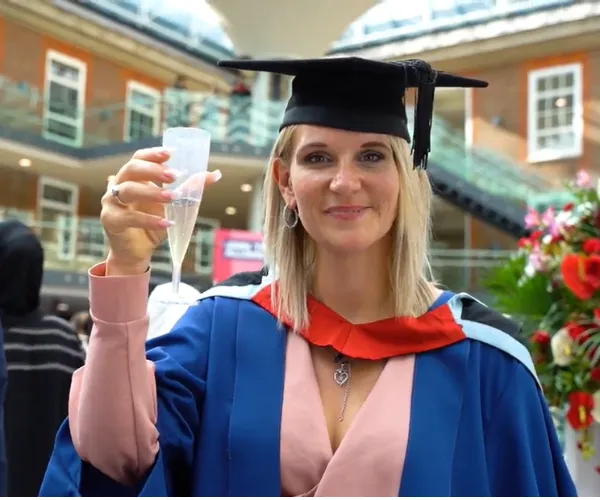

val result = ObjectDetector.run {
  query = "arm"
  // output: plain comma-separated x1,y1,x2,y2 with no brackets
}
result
484,363,577,496
63,262,211,488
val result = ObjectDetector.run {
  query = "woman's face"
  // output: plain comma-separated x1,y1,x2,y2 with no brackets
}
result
275,125,400,253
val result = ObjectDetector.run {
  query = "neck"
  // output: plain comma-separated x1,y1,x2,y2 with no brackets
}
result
311,241,393,324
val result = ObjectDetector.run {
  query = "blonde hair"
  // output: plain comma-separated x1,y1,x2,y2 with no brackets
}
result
262,125,435,332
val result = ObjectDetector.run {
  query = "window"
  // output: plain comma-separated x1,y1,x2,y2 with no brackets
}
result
43,51,87,147
37,177,79,261
527,63,583,163
124,81,161,141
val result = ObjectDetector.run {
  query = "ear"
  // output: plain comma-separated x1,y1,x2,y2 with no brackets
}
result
272,157,296,209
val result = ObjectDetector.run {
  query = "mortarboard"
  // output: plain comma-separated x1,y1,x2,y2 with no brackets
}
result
218,56,488,170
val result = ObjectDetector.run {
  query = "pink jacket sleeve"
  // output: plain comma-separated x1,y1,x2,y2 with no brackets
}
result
69,262,159,484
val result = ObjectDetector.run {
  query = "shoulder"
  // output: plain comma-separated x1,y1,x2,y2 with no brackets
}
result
446,292,538,386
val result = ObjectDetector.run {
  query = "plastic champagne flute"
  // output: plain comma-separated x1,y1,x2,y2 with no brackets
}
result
160,127,211,305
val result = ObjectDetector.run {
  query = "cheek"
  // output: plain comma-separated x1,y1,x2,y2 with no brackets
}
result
374,171,400,214
290,169,320,207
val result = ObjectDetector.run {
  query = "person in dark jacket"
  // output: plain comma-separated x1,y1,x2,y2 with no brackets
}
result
0,220,84,496
0,318,7,497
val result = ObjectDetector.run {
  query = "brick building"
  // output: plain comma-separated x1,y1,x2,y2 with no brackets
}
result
1,0,593,299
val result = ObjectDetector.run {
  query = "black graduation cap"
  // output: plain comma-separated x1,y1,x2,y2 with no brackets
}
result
218,56,488,170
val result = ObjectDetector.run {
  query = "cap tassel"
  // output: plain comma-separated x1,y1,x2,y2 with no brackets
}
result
412,82,435,170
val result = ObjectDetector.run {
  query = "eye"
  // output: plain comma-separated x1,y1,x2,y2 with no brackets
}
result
304,153,330,164
360,151,384,163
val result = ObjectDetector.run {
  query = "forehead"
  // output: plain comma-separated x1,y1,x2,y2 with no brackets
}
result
293,125,390,149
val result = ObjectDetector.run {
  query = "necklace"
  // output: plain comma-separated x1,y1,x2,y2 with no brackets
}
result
333,353,351,421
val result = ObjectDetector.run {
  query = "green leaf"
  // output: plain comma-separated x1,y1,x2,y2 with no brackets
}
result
483,256,553,320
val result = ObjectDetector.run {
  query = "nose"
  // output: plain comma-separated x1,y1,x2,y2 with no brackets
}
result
329,159,361,194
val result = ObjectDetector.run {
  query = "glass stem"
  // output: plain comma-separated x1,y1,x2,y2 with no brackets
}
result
171,264,182,296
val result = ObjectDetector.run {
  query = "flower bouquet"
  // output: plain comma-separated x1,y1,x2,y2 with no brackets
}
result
485,171,600,465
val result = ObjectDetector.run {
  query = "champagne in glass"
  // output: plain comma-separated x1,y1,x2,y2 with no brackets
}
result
161,127,211,304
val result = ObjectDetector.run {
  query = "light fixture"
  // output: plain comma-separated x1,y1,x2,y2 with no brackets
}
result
19,158,31,168
240,183,253,193
225,206,237,215
555,97,567,108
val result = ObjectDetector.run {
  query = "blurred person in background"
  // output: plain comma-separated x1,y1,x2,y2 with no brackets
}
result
52,299,72,322
0,220,85,496
0,318,6,497
71,311,92,355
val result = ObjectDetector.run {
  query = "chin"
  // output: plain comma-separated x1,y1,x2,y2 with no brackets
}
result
320,232,381,253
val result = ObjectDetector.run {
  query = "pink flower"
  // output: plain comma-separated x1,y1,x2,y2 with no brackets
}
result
541,207,555,227
525,208,540,229
576,170,592,188
528,249,547,272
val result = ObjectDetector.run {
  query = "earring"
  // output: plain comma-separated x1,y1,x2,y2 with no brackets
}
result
283,204,299,229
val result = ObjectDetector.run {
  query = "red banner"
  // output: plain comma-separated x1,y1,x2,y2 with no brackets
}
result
212,228,264,284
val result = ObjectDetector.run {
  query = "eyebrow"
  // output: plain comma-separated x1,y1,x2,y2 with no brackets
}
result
297,141,391,150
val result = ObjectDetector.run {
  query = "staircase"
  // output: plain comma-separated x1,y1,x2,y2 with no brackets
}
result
426,116,556,237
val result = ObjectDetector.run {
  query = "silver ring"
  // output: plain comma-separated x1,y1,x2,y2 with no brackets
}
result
110,185,127,206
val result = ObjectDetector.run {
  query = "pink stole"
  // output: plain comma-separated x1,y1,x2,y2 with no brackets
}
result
280,332,415,497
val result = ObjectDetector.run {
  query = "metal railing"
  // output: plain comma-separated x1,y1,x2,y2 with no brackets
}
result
0,74,564,202
0,206,514,290
0,207,219,276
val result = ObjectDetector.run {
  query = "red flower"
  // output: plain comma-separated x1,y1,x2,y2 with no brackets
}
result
566,391,595,430
518,230,543,248
565,323,593,344
530,230,543,241
532,330,551,345
591,367,600,383
563,203,575,211
583,238,600,254
561,254,600,300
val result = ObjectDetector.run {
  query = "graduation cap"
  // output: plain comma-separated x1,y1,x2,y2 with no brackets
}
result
218,56,488,170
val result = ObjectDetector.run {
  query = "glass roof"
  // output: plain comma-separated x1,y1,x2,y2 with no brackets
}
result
82,0,235,60
333,0,567,50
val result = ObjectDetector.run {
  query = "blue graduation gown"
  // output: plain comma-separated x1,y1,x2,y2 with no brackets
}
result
40,275,576,497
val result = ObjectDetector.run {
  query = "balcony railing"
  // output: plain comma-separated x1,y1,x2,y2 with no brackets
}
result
0,207,219,277
0,72,570,222
0,207,514,291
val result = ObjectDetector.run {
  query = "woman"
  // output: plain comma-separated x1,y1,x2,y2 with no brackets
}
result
41,57,576,497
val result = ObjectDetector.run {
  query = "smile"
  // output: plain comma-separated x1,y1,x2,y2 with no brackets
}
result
325,207,369,220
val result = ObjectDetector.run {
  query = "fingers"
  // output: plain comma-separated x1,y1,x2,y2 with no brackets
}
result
175,170,223,197
105,181,174,206
116,158,176,186
132,147,171,163
101,206,173,233
205,170,222,186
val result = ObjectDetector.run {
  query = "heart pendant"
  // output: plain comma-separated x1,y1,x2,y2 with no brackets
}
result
334,367,349,386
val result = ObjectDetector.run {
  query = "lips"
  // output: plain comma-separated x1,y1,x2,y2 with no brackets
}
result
325,206,368,220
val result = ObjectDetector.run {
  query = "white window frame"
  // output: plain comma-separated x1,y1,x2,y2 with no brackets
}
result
37,176,80,260
527,63,583,163
124,81,161,141
42,50,87,147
